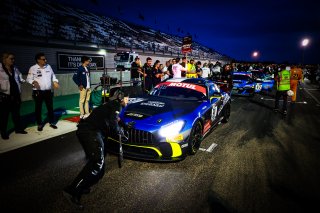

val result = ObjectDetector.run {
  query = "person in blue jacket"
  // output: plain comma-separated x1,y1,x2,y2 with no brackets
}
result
73,56,92,119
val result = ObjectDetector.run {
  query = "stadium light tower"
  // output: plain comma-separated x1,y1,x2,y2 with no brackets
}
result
301,38,309,65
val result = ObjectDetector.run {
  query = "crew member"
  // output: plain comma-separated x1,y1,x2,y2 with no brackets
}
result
290,65,303,103
274,64,291,114
63,90,129,209
217,64,233,93
26,52,59,131
172,57,187,78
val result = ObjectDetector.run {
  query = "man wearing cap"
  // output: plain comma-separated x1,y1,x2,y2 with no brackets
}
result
63,90,129,209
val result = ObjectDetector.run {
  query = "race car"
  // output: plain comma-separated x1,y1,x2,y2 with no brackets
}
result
231,72,255,96
106,78,231,161
251,70,275,93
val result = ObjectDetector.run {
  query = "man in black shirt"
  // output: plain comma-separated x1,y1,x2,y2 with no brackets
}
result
142,57,153,93
130,56,142,87
63,90,129,209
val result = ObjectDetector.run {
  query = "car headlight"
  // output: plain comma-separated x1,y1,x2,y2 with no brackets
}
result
159,120,184,137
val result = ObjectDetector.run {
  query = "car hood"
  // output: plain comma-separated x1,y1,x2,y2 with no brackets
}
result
122,96,202,127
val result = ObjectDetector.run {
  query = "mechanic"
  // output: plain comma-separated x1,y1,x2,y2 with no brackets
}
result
274,64,290,114
290,64,303,103
63,90,129,209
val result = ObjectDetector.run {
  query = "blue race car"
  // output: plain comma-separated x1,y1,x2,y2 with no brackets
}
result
106,78,231,161
231,72,255,96
251,70,275,93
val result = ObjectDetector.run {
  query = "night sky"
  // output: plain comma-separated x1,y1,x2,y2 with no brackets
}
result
56,0,319,64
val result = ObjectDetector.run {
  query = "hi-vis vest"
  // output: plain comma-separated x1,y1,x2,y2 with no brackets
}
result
277,70,290,91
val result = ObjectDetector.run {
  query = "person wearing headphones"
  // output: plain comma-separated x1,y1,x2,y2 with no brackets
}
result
63,90,129,210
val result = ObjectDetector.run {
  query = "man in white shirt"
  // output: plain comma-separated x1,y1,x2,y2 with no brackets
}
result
201,63,210,79
172,57,187,78
26,52,59,131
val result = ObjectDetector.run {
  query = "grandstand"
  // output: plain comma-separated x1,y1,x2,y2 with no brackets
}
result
0,0,230,61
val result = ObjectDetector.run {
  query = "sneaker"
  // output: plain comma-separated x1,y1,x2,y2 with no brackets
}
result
63,188,83,210
283,110,287,115
273,108,279,112
15,130,28,134
37,125,43,131
49,124,58,129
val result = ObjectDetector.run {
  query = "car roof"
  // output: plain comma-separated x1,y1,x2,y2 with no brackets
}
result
163,78,209,87
233,71,252,76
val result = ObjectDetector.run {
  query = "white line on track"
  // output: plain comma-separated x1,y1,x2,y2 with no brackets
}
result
303,87,320,105
260,97,307,104
200,142,218,152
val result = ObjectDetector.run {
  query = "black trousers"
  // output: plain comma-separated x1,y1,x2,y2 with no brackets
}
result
0,93,22,134
275,90,288,111
32,90,54,125
69,123,105,195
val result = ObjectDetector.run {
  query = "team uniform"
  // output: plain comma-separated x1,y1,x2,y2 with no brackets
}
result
274,69,290,113
26,64,58,127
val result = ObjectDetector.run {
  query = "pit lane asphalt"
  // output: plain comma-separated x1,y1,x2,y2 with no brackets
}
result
1,82,320,213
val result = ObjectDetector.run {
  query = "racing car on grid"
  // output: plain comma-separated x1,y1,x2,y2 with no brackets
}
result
250,70,275,93
106,78,231,161
231,72,256,96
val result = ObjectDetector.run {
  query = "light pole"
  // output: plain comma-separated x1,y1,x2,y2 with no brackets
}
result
301,38,309,65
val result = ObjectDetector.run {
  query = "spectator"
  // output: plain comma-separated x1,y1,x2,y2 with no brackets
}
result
26,52,59,131
0,52,27,140
167,58,175,79
172,57,187,78
142,57,153,93
130,56,143,87
73,56,92,119
152,60,163,87
187,59,196,73
201,63,210,79
195,61,202,78
274,64,290,114
162,60,170,80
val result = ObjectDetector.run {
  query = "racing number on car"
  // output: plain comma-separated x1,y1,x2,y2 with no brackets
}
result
211,106,218,121
255,83,262,91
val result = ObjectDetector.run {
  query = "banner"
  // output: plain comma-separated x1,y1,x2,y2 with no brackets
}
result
57,52,105,70
182,36,192,54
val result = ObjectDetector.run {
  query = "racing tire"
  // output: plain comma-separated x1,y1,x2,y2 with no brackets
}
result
188,121,203,155
221,102,231,123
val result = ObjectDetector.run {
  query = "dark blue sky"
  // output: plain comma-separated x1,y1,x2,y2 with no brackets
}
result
56,0,319,64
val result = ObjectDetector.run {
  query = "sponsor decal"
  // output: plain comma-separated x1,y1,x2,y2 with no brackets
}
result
156,82,206,95
203,121,211,133
126,113,143,118
141,101,165,107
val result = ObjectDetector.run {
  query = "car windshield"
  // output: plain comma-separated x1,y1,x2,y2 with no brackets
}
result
251,71,265,79
150,84,207,101
233,74,252,81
